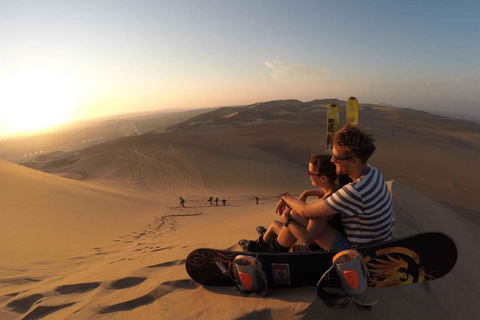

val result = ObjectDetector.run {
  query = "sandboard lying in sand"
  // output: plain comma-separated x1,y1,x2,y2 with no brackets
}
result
186,232,457,289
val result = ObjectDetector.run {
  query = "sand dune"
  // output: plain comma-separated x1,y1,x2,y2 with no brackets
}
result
1,100,480,319
0,160,161,263
17,101,480,225
1,171,478,319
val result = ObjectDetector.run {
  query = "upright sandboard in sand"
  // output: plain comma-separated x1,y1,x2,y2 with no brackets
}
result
326,104,339,154
347,97,359,126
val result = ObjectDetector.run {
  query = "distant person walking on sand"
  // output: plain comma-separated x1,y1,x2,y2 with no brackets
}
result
255,196,259,205
215,197,219,206
208,196,213,205
222,199,227,206
179,197,186,207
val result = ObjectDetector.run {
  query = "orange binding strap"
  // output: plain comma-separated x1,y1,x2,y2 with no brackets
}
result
238,272,253,291
343,269,359,290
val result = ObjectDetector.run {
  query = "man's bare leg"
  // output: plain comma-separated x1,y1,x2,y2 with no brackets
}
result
313,224,339,250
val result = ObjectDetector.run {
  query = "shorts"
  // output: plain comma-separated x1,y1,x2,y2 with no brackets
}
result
330,231,350,250
307,232,351,252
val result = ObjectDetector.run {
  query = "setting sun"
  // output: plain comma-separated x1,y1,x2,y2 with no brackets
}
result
1,69,77,134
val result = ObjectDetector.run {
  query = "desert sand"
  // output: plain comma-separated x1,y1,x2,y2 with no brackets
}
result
1,101,479,319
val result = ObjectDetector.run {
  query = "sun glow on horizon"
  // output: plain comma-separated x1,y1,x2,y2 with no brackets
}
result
0,69,78,134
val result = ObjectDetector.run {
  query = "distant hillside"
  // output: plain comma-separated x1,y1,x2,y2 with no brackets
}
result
0,108,215,163
12,98,480,226
166,99,345,132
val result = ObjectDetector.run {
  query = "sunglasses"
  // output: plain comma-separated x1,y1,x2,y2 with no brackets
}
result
331,154,353,162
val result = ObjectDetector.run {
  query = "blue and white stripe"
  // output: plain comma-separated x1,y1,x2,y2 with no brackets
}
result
325,166,394,247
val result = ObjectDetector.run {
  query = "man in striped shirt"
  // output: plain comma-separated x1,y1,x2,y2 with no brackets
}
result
277,124,393,249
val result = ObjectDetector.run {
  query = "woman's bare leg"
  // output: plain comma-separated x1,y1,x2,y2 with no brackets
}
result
263,221,283,242
277,215,333,249
276,225,299,248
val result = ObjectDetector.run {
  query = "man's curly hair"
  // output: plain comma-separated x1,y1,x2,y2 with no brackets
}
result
334,124,376,164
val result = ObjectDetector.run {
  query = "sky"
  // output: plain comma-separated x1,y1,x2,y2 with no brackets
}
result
1,0,479,135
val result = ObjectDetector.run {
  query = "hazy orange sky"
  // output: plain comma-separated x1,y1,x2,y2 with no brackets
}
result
1,1,479,135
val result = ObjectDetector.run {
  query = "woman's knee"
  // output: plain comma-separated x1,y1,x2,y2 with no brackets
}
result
270,220,282,230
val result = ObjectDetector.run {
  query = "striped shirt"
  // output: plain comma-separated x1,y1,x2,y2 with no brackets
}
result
324,165,393,247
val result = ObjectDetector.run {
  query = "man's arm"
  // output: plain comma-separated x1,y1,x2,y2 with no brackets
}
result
298,189,324,201
280,194,337,219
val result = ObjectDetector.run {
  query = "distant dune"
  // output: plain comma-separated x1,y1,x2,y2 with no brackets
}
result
1,99,480,319
14,99,480,225
0,108,217,163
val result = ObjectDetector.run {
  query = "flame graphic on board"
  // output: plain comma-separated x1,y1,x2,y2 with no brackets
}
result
364,247,425,287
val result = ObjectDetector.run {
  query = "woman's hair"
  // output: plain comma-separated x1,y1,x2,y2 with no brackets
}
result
310,154,337,183
334,124,376,163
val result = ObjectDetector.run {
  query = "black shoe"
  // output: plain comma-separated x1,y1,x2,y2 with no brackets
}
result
238,239,267,252
238,239,249,250
248,240,268,252
256,226,267,236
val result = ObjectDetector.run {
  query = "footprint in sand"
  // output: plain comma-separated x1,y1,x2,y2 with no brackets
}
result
0,277,41,285
5,292,22,297
55,282,101,295
99,279,198,314
150,246,173,252
22,303,76,320
109,258,127,264
145,259,185,269
109,277,147,290
6,293,44,314
68,256,85,260
99,295,155,314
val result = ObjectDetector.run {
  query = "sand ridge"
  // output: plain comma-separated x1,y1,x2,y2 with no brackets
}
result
0,199,277,319
1,173,479,318
1,102,480,319
16,101,480,225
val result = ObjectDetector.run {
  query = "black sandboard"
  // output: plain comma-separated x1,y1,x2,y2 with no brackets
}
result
186,232,457,289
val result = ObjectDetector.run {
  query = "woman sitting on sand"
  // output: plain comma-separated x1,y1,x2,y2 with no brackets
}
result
239,154,348,252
